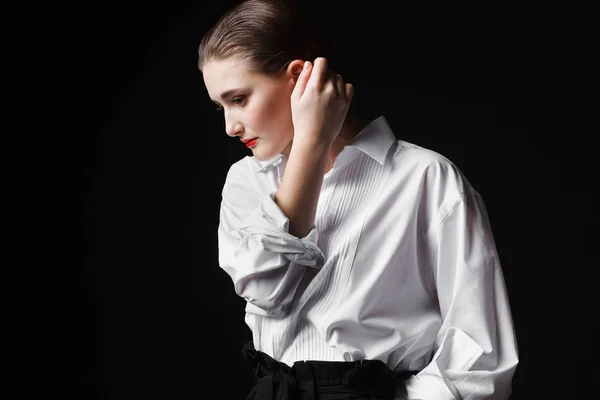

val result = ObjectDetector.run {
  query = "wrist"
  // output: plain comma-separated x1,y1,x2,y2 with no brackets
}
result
290,136,332,154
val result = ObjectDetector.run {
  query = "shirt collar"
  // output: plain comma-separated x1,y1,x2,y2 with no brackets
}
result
343,115,396,166
252,115,396,173
253,153,286,173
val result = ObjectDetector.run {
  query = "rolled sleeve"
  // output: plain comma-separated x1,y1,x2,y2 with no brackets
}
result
218,169,325,317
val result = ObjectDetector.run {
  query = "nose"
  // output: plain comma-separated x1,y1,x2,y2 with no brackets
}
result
224,110,243,138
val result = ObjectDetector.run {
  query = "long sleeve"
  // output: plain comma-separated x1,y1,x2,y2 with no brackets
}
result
218,164,325,318
401,186,518,399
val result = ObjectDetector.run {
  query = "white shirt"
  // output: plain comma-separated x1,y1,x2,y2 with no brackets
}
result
217,115,519,399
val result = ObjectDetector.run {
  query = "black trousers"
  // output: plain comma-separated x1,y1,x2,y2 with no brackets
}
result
241,341,417,400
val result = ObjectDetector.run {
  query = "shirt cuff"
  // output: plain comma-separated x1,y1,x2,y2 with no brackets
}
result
240,192,324,268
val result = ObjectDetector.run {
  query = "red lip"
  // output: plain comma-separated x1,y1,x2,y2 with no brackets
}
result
245,138,258,148
241,137,257,143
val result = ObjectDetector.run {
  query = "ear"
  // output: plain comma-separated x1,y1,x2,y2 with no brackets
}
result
286,59,305,83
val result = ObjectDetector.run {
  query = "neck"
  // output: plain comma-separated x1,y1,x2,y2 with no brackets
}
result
325,113,368,173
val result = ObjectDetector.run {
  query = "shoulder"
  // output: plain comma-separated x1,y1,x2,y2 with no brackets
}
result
221,155,280,204
393,140,470,195
220,156,260,199
389,141,478,232
391,140,494,236
219,156,265,209
224,156,254,183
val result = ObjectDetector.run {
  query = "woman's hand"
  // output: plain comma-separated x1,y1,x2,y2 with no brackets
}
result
290,57,354,149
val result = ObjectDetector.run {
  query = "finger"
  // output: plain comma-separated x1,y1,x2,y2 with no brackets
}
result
324,68,335,93
345,83,354,101
335,74,345,98
291,61,312,101
321,67,336,96
309,57,329,89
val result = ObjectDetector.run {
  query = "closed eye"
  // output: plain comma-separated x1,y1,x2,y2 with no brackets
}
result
232,96,246,105
214,96,246,112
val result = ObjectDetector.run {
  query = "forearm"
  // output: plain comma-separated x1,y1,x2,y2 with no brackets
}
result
274,139,330,238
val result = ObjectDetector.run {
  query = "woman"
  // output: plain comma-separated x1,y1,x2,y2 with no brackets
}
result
198,0,518,399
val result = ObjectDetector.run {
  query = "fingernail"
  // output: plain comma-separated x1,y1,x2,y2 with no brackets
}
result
304,61,310,70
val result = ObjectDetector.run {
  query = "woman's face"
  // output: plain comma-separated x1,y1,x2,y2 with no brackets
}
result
202,56,300,161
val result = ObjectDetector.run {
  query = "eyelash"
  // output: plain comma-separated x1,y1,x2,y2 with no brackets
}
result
215,96,245,111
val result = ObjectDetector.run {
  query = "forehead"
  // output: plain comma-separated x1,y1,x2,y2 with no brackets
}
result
202,57,259,99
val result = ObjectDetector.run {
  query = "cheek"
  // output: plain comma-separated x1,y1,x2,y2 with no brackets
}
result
249,88,293,133
268,90,292,119
257,96,290,124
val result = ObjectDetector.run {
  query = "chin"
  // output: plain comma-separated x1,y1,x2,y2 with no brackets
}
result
252,140,292,162
252,151,275,162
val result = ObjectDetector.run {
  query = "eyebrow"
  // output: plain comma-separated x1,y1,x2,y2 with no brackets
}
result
211,88,244,104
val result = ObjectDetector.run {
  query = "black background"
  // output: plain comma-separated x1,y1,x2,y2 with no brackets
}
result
75,1,597,398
